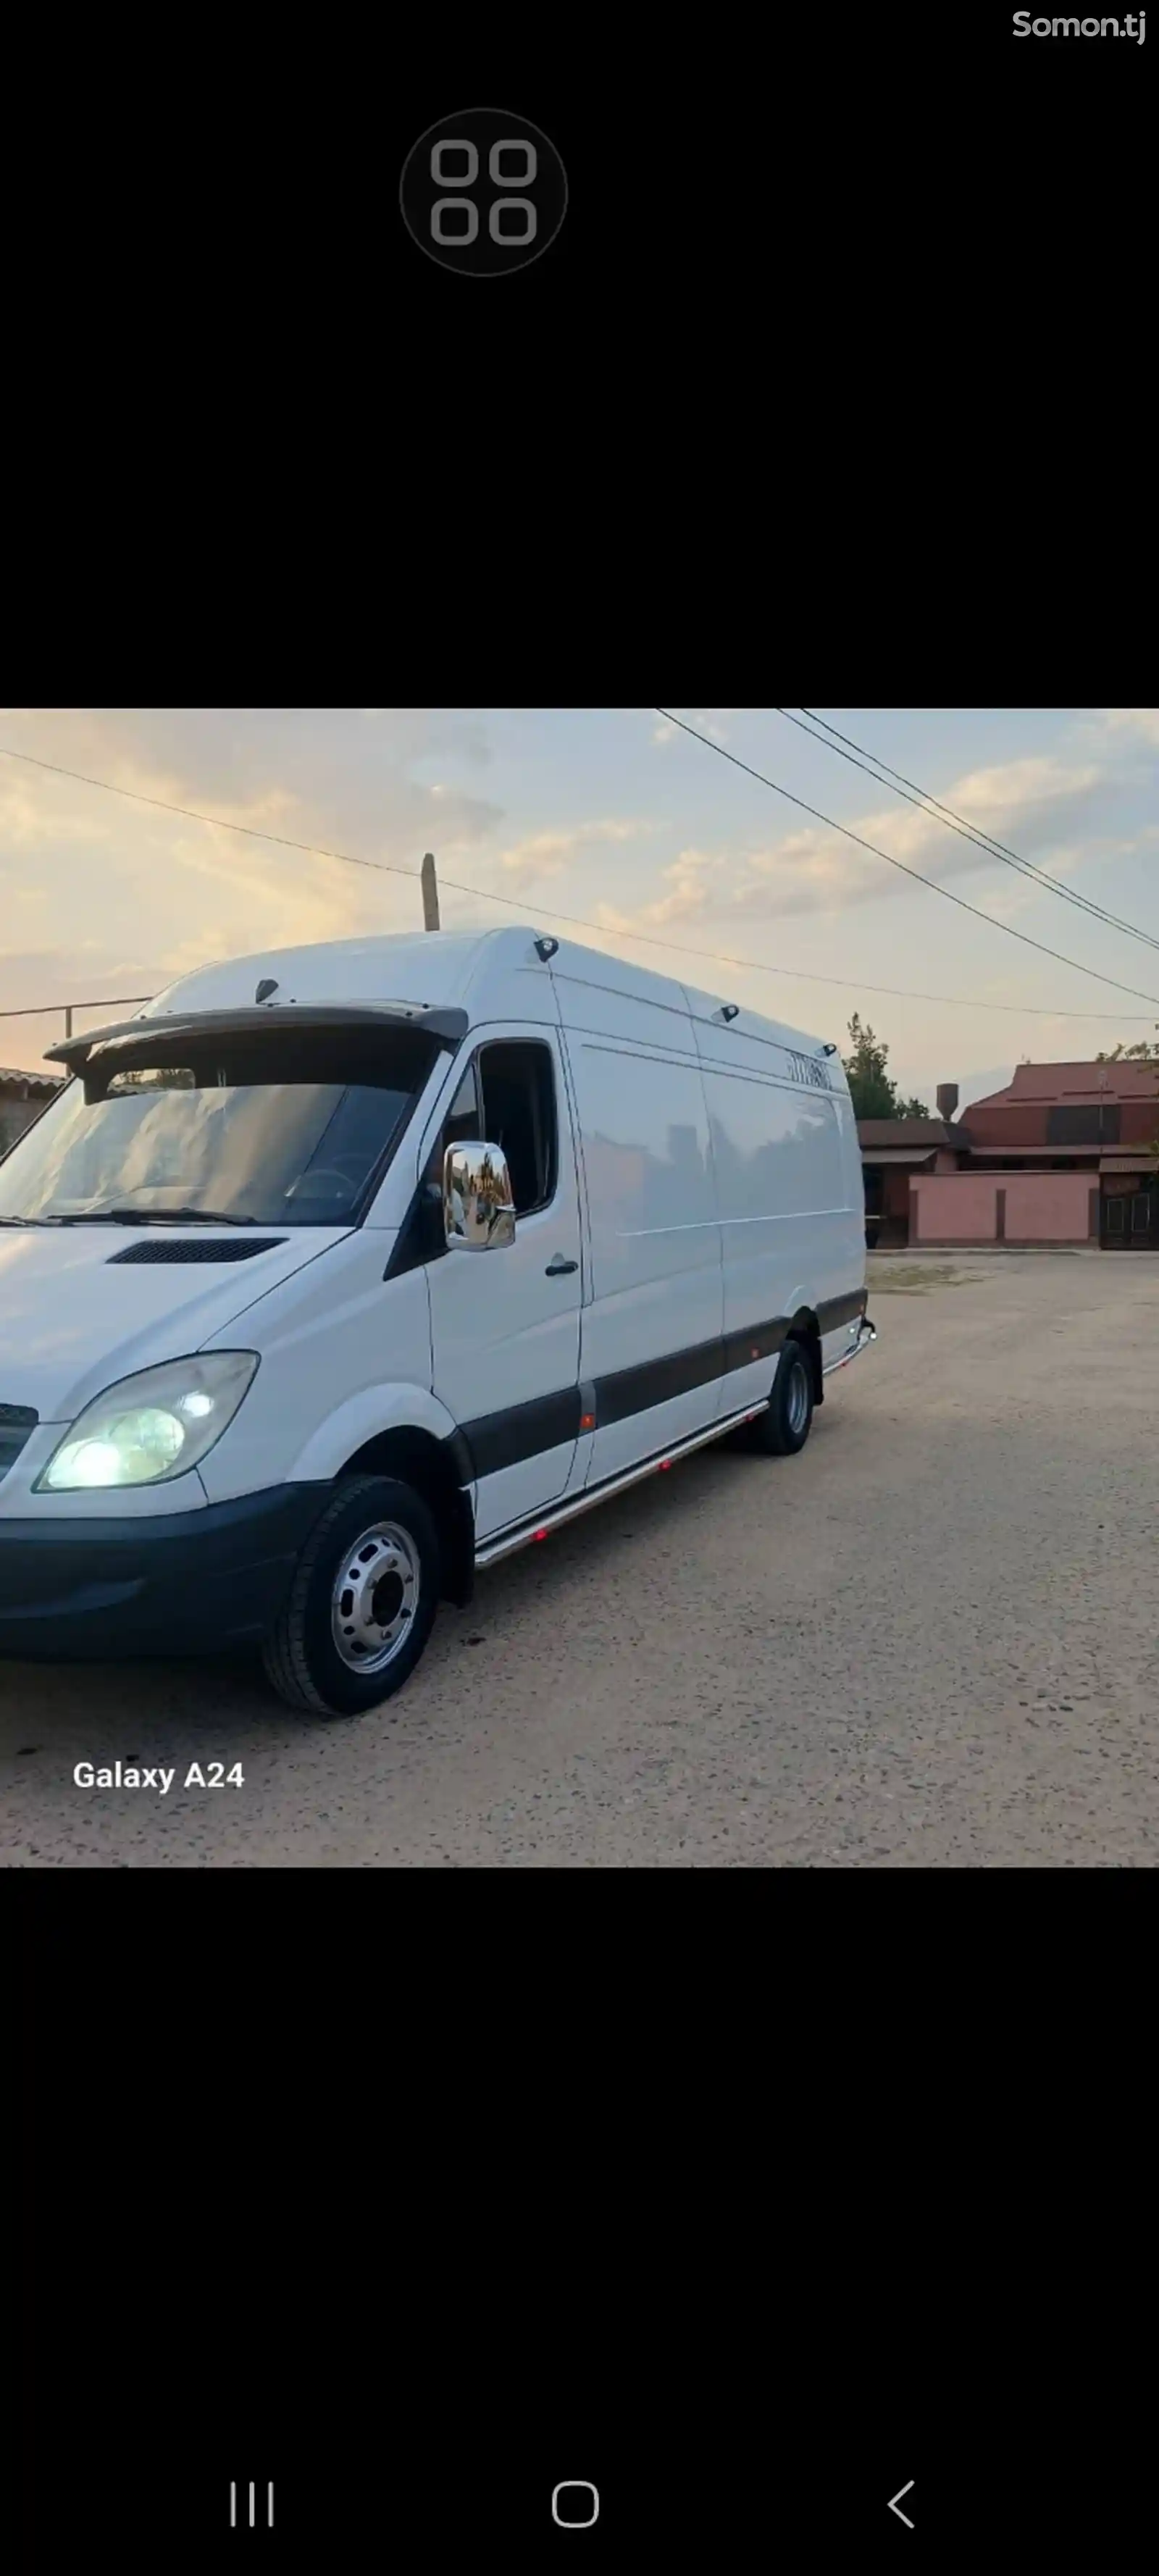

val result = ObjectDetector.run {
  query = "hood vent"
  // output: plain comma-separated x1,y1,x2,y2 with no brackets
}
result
106,1237,288,1265
0,1400,38,1482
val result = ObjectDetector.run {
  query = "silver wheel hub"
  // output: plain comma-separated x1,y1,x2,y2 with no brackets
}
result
330,1521,421,1674
786,1357,810,1435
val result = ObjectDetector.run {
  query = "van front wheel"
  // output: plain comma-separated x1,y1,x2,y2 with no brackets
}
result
262,1473,441,1718
746,1337,814,1457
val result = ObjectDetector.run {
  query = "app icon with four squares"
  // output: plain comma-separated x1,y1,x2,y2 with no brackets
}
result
400,108,568,277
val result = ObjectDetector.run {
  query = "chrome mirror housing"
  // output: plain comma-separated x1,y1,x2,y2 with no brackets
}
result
443,1139,516,1250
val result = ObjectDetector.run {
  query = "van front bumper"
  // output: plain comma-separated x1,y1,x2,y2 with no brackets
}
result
0,1484,328,1662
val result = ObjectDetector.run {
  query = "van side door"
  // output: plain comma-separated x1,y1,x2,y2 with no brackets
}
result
692,1019,855,1412
424,1029,583,1544
556,1008,724,1487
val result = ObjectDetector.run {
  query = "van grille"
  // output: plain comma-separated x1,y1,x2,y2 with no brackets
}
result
106,1237,287,1264
0,1401,38,1482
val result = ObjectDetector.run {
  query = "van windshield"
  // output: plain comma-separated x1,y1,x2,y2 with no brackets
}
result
0,1025,438,1227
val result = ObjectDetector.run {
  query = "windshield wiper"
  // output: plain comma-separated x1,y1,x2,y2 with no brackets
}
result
46,1205,261,1227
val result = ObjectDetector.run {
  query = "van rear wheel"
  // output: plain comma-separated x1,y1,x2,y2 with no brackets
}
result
745,1337,814,1457
262,1473,440,1718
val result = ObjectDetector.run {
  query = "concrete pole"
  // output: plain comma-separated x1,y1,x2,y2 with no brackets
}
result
64,1005,73,1040
421,852,440,932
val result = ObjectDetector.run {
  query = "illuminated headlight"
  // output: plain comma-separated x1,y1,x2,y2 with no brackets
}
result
36,1353,259,1492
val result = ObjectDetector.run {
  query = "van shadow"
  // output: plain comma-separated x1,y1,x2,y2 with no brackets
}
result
423,1414,831,1673
0,1423,825,1757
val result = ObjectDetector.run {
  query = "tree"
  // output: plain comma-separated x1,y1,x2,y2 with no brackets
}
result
1095,1030,1159,1166
1097,1029,1159,1063
842,1016,929,1120
842,1016,895,1118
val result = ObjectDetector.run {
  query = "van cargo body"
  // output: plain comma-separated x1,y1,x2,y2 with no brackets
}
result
0,928,874,1715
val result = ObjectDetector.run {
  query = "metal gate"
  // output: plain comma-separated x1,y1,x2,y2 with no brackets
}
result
1102,1185,1159,1248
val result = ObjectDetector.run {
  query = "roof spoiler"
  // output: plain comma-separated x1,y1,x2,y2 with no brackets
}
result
45,1001,470,1069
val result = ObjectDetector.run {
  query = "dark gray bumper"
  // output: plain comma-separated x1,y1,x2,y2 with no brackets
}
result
0,1484,328,1661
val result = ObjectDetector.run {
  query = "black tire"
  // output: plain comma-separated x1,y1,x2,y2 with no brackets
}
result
745,1336,814,1457
261,1473,442,1718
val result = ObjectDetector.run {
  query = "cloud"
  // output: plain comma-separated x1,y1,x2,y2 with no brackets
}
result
495,816,658,887
602,755,1112,934
0,765,115,850
1100,708,1159,745
651,708,735,748
0,708,504,863
427,713,493,765
595,846,724,932
0,709,507,1059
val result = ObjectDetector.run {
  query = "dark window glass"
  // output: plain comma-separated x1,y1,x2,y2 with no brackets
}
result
477,1042,557,1215
441,1062,482,1153
1046,1104,1121,1146
0,1026,438,1226
420,1059,481,1200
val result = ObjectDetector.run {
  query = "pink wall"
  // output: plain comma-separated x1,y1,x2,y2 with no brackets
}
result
912,1174,997,1242
1003,1173,1093,1241
911,1171,1096,1245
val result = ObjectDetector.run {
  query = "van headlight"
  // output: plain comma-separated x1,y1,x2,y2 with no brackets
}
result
35,1353,259,1492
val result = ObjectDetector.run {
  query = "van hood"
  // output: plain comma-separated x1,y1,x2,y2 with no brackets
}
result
0,1224,358,1420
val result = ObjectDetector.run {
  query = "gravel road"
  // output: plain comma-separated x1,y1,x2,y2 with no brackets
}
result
4,1250,1158,1867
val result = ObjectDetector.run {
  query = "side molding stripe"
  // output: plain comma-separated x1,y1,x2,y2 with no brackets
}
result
445,1290,867,1479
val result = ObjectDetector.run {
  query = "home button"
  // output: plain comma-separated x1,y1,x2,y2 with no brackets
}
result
552,2480,600,2528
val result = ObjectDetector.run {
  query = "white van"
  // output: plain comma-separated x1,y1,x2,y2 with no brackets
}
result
0,927,874,1716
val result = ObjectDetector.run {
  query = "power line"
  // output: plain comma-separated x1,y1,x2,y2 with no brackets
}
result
795,707,1143,929
441,932,1155,1019
1,738,1156,1027
777,705,1159,953
0,745,417,879
653,709,1159,1011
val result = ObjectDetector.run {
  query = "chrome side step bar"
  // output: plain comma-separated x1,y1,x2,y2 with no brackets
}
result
474,1396,771,1571
822,1315,876,1377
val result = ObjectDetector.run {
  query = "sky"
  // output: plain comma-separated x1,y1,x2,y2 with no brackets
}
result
1,706,1158,1103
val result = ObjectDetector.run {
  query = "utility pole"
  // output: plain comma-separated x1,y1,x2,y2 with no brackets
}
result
421,851,440,932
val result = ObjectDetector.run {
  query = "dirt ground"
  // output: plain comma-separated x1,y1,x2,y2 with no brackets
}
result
3,1248,1158,1867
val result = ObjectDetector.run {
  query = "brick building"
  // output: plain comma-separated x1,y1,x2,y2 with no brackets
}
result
860,1060,1159,1249
859,1115,968,1247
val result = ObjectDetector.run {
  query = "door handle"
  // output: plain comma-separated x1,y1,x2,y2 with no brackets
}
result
544,1253,578,1276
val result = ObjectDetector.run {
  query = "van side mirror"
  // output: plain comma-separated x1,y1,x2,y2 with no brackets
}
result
443,1140,516,1250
